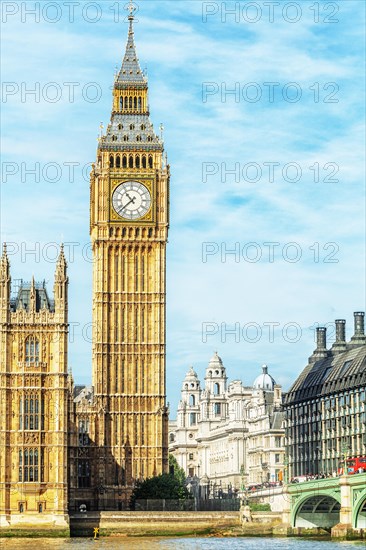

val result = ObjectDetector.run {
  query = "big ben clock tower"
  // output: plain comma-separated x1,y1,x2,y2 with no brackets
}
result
90,5,169,503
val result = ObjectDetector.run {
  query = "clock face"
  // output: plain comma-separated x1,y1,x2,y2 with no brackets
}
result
112,181,151,220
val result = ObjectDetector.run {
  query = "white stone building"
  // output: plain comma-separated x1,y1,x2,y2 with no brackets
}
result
169,353,285,495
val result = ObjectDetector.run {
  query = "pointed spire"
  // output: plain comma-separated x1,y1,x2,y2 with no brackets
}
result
116,2,146,85
0,243,11,314
55,244,68,281
57,243,66,266
29,276,36,310
1,243,9,267
98,1,163,153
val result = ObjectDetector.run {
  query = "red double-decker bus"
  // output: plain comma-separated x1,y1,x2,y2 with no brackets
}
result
338,456,366,475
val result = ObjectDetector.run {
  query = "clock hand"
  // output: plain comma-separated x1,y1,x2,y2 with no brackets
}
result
122,196,136,210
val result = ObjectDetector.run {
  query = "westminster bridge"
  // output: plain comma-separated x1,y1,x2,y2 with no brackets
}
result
248,473,366,534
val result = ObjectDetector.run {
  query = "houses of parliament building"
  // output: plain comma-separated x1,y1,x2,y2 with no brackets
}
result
0,8,170,527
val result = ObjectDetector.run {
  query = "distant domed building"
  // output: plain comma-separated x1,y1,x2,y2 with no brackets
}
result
169,356,285,492
253,365,276,391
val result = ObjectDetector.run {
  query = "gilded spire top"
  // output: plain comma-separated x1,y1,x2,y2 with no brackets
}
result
127,0,137,20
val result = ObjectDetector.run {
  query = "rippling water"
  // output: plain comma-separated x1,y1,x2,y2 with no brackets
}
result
1,538,365,549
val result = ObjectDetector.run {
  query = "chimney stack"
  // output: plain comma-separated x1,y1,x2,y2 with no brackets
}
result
335,319,346,342
350,311,366,345
331,319,347,354
316,327,327,350
310,327,328,362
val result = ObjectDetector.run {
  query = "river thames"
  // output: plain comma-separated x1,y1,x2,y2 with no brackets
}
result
1,538,365,549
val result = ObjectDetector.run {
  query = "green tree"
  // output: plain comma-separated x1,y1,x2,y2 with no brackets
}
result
130,473,190,509
169,454,186,485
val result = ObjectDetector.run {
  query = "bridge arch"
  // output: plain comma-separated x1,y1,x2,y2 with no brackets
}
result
292,493,341,529
354,495,366,529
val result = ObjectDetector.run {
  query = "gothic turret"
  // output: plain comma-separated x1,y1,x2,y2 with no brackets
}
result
54,244,68,322
53,244,69,319
0,244,10,323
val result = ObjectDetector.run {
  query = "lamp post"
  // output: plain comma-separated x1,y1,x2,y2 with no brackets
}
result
200,474,209,500
341,441,350,475
261,461,269,485
197,461,201,499
297,445,304,476
240,464,245,491
315,445,322,475
283,455,289,485
240,464,248,505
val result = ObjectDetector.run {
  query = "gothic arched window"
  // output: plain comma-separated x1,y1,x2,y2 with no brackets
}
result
25,336,39,364
21,394,40,431
19,448,40,482
110,155,114,168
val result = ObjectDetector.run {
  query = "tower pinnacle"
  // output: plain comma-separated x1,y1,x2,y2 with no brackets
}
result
55,244,67,280
0,242,10,280
98,3,162,152
116,2,145,85
0,243,10,273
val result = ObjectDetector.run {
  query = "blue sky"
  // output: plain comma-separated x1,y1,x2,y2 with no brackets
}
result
1,0,365,414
